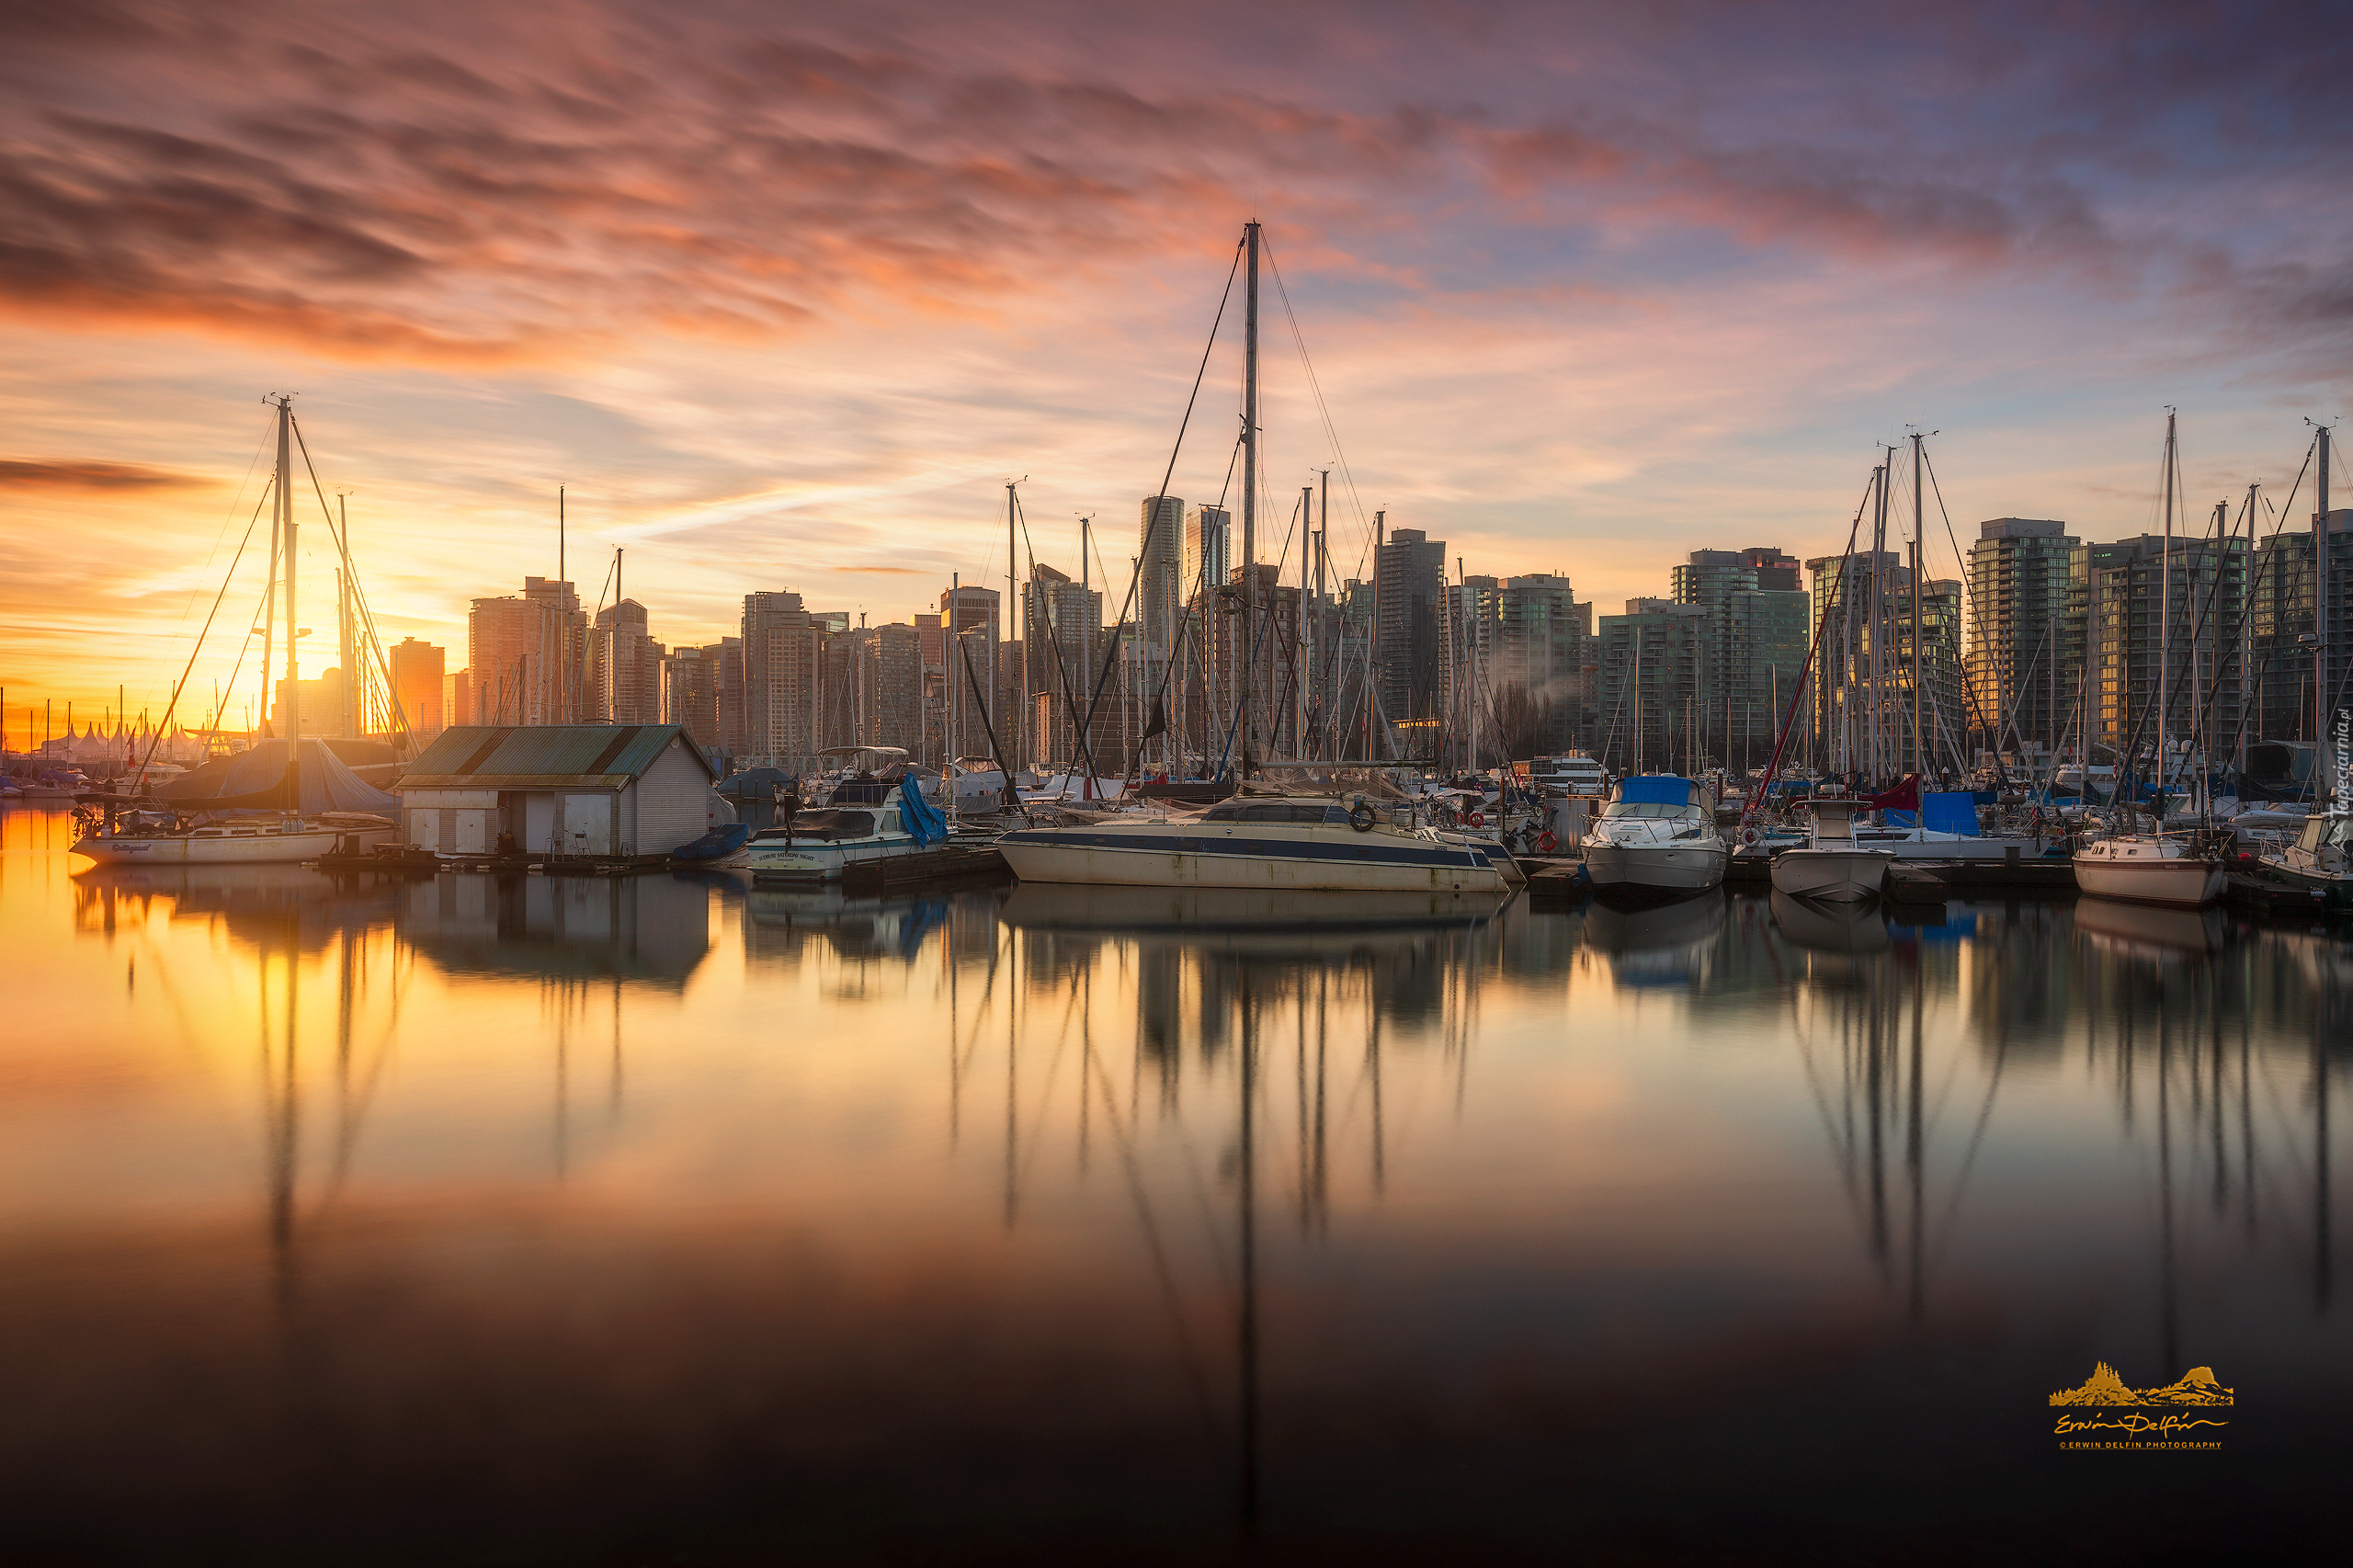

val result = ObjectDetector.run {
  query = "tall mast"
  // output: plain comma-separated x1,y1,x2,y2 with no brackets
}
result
1315,469,1329,759
2317,423,2333,812
1240,220,1260,774
1008,481,1022,774
1869,449,1889,783
1911,433,1926,779
2158,410,2176,819
277,393,300,810
2242,483,2257,781
558,485,566,724
1368,510,1382,761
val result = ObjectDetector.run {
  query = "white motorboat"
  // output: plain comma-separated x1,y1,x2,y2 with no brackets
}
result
2071,834,2225,908
994,792,1508,893
741,779,941,881
1529,752,1608,796
71,812,398,864
1769,800,1894,903
2245,812,2351,908
1580,775,1727,896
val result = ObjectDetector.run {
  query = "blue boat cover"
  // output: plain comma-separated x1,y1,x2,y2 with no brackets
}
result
1620,775,1696,806
1923,792,1979,836
897,781,948,846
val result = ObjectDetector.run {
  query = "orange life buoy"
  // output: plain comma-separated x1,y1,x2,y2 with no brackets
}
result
1466,811,1484,828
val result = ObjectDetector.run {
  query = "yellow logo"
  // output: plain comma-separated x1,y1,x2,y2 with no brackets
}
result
2049,1362,2231,1449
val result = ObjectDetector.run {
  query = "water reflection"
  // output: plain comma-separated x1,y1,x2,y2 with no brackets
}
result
2,803,2347,1562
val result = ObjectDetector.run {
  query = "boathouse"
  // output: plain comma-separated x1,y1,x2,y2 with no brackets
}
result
398,724,718,859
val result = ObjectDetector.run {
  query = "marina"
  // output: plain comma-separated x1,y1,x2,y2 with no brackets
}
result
3,802,2345,1561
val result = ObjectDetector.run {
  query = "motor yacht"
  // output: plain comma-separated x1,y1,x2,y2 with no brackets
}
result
741,776,946,881
994,792,1508,893
1580,775,1727,897
1769,799,1895,903
2244,812,2351,908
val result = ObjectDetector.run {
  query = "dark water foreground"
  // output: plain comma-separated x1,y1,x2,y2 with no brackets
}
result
1,807,2346,1564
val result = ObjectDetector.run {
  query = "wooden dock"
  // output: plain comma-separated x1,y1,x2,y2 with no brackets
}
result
1884,858,2078,898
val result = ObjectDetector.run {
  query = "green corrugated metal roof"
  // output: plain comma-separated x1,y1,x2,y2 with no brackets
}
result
400,725,713,789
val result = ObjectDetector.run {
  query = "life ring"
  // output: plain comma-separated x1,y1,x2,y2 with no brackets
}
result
1741,826,1761,846
1347,800,1377,833
1537,830,1557,855
1466,811,1484,828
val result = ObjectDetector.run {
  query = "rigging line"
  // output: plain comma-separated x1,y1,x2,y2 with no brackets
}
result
133,485,270,787
1211,487,1306,776
1261,235,1376,573
1919,445,2020,771
178,406,282,640
1744,470,1878,822
2222,437,2318,762
1070,239,1245,764
205,483,284,752
291,418,413,743
1013,488,1110,783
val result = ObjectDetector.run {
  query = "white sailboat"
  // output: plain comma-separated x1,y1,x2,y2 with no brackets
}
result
2073,412,2225,909
73,397,401,867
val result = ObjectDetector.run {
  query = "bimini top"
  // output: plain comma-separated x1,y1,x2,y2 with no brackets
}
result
1616,775,1700,808
400,725,715,790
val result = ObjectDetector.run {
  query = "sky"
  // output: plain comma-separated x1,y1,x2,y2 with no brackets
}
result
3,0,2349,734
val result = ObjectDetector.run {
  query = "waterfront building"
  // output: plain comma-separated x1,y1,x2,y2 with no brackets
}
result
1964,518,2081,759
706,635,745,755
1377,527,1447,726
660,646,722,752
398,723,717,858
389,637,446,740
1140,496,1184,733
1671,547,1808,764
821,621,924,754
1594,599,1709,776
271,665,348,735
468,577,585,726
741,590,822,770
591,599,664,724
1804,551,1965,778
1023,563,1103,770
2085,534,2246,773
444,667,473,729
939,585,1001,764
2245,507,2353,752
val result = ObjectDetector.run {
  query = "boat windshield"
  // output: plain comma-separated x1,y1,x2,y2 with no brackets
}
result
1601,801,1693,820
1201,801,1350,824
756,809,878,841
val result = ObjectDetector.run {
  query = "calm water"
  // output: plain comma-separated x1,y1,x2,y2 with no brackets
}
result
3,804,2347,1564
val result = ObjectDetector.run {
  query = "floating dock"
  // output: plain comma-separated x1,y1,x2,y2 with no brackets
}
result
837,844,1012,895
1884,858,2077,898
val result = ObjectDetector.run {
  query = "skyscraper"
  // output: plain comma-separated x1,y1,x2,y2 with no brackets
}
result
1376,527,1446,724
939,585,1000,764
591,599,663,723
1594,599,1709,775
1024,562,1102,768
388,637,445,740
1671,546,1808,761
1140,495,1184,722
741,590,821,767
1964,518,2080,758
661,646,722,751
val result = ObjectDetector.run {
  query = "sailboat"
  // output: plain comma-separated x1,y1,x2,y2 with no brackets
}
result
72,397,402,866
987,222,1509,900
2073,413,2227,909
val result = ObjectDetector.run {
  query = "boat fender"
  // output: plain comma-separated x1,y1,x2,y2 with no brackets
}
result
1348,799,1377,834
1537,830,1556,855
1466,811,1484,828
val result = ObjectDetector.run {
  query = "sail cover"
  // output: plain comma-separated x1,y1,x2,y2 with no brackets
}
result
154,740,403,813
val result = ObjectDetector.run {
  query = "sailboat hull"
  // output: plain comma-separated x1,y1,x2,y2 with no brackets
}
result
1769,848,1893,903
71,825,397,864
2070,852,2224,908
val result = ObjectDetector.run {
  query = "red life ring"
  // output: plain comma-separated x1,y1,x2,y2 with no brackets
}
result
1741,826,1761,846
1537,830,1557,854
1466,811,1484,828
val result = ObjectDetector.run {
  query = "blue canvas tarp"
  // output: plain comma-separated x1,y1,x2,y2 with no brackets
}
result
1923,792,1979,836
897,780,948,846
1620,776,1697,806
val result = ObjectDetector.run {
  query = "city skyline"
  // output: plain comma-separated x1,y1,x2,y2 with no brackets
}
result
3,2,2348,727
